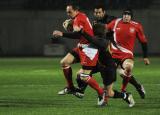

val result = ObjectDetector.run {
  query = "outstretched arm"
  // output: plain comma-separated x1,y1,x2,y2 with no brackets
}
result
81,31,107,49
52,30,81,39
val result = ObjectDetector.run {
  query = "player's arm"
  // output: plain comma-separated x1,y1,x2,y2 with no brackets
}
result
81,30,107,49
140,42,150,65
52,30,81,39
137,24,150,65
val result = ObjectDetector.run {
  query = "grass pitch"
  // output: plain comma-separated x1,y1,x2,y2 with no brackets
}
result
0,57,159,115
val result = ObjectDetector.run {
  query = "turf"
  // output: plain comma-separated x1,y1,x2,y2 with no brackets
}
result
0,57,159,115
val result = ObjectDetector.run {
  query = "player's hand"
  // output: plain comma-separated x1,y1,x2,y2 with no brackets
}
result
63,19,73,31
52,30,63,38
143,58,150,65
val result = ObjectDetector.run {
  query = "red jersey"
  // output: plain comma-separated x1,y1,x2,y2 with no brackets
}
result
106,18,147,60
73,12,93,44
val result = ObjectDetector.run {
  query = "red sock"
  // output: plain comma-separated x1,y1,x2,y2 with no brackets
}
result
121,76,131,92
62,66,74,88
86,76,103,95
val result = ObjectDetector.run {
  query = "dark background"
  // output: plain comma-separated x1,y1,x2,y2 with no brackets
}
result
0,0,159,56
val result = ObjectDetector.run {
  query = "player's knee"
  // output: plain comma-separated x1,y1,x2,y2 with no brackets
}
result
123,62,133,76
79,73,90,82
117,68,125,76
123,61,133,71
60,59,70,67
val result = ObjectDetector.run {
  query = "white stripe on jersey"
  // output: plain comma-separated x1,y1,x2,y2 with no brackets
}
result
112,18,133,56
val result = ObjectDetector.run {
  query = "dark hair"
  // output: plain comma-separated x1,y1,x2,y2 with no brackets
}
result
94,4,105,11
123,8,133,17
66,2,80,10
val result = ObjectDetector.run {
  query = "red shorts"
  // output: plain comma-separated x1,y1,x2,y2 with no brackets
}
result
71,47,98,67
111,49,133,61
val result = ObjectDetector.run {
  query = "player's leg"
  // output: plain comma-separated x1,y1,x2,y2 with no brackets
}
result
60,53,74,87
101,65,135,107
118,59,145,98
79,69,105,106
118,59,134,92
129,75,146,99
75,65,99,98
99,59,117,104
78,48,105,106
58,48,80,95
105,83,135,107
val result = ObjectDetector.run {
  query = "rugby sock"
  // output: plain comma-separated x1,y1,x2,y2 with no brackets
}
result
121,76,131,92
129,75,141,89
113,90,125,98
86,76,103,96
76,74,88,92
62,66,74,88
104,90,109,103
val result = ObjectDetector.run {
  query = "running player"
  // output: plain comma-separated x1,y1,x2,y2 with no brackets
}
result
53,3,105,106
106,8,150,98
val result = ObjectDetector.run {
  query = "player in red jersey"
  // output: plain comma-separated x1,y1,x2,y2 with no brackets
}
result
105,8,150,98
53,3,105,106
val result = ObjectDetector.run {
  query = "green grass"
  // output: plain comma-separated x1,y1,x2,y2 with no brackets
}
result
0,57,159,115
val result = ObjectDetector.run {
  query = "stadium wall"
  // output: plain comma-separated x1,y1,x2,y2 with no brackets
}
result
0,10,159,56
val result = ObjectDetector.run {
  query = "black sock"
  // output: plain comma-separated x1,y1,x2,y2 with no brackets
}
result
76,74,88,92
113,90,124,99
129,76,141,89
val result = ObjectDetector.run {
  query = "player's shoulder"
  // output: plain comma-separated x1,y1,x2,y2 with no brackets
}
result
77,12,87,18
130,20,142,26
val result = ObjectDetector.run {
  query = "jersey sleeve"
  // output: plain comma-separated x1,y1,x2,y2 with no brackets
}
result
137,23,147,43
73,15,85,30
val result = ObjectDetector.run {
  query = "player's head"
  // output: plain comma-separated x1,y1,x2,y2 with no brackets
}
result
93,23,106,37
66,3,79,18
94,4,106,20
122,8,133,23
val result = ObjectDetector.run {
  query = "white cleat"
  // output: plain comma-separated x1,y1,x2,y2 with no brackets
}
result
124,93,135,107
97,92,106,106
58,87,72,95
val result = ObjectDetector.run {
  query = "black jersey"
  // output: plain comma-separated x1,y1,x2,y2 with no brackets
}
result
94,14,117,24
82,31,115,67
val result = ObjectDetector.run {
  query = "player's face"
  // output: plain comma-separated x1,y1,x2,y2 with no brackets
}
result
122,13,131,23
66,6,77,18
94,8,105,20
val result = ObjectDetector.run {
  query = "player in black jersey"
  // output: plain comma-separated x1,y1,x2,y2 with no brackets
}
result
93,4,116,25
70,24,135,107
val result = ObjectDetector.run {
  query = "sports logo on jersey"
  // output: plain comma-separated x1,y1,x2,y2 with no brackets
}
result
116,28,121,30
129,27,135,33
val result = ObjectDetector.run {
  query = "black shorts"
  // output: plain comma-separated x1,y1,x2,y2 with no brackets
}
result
70,48,80,63
100,65,116,86
91,62,116,86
